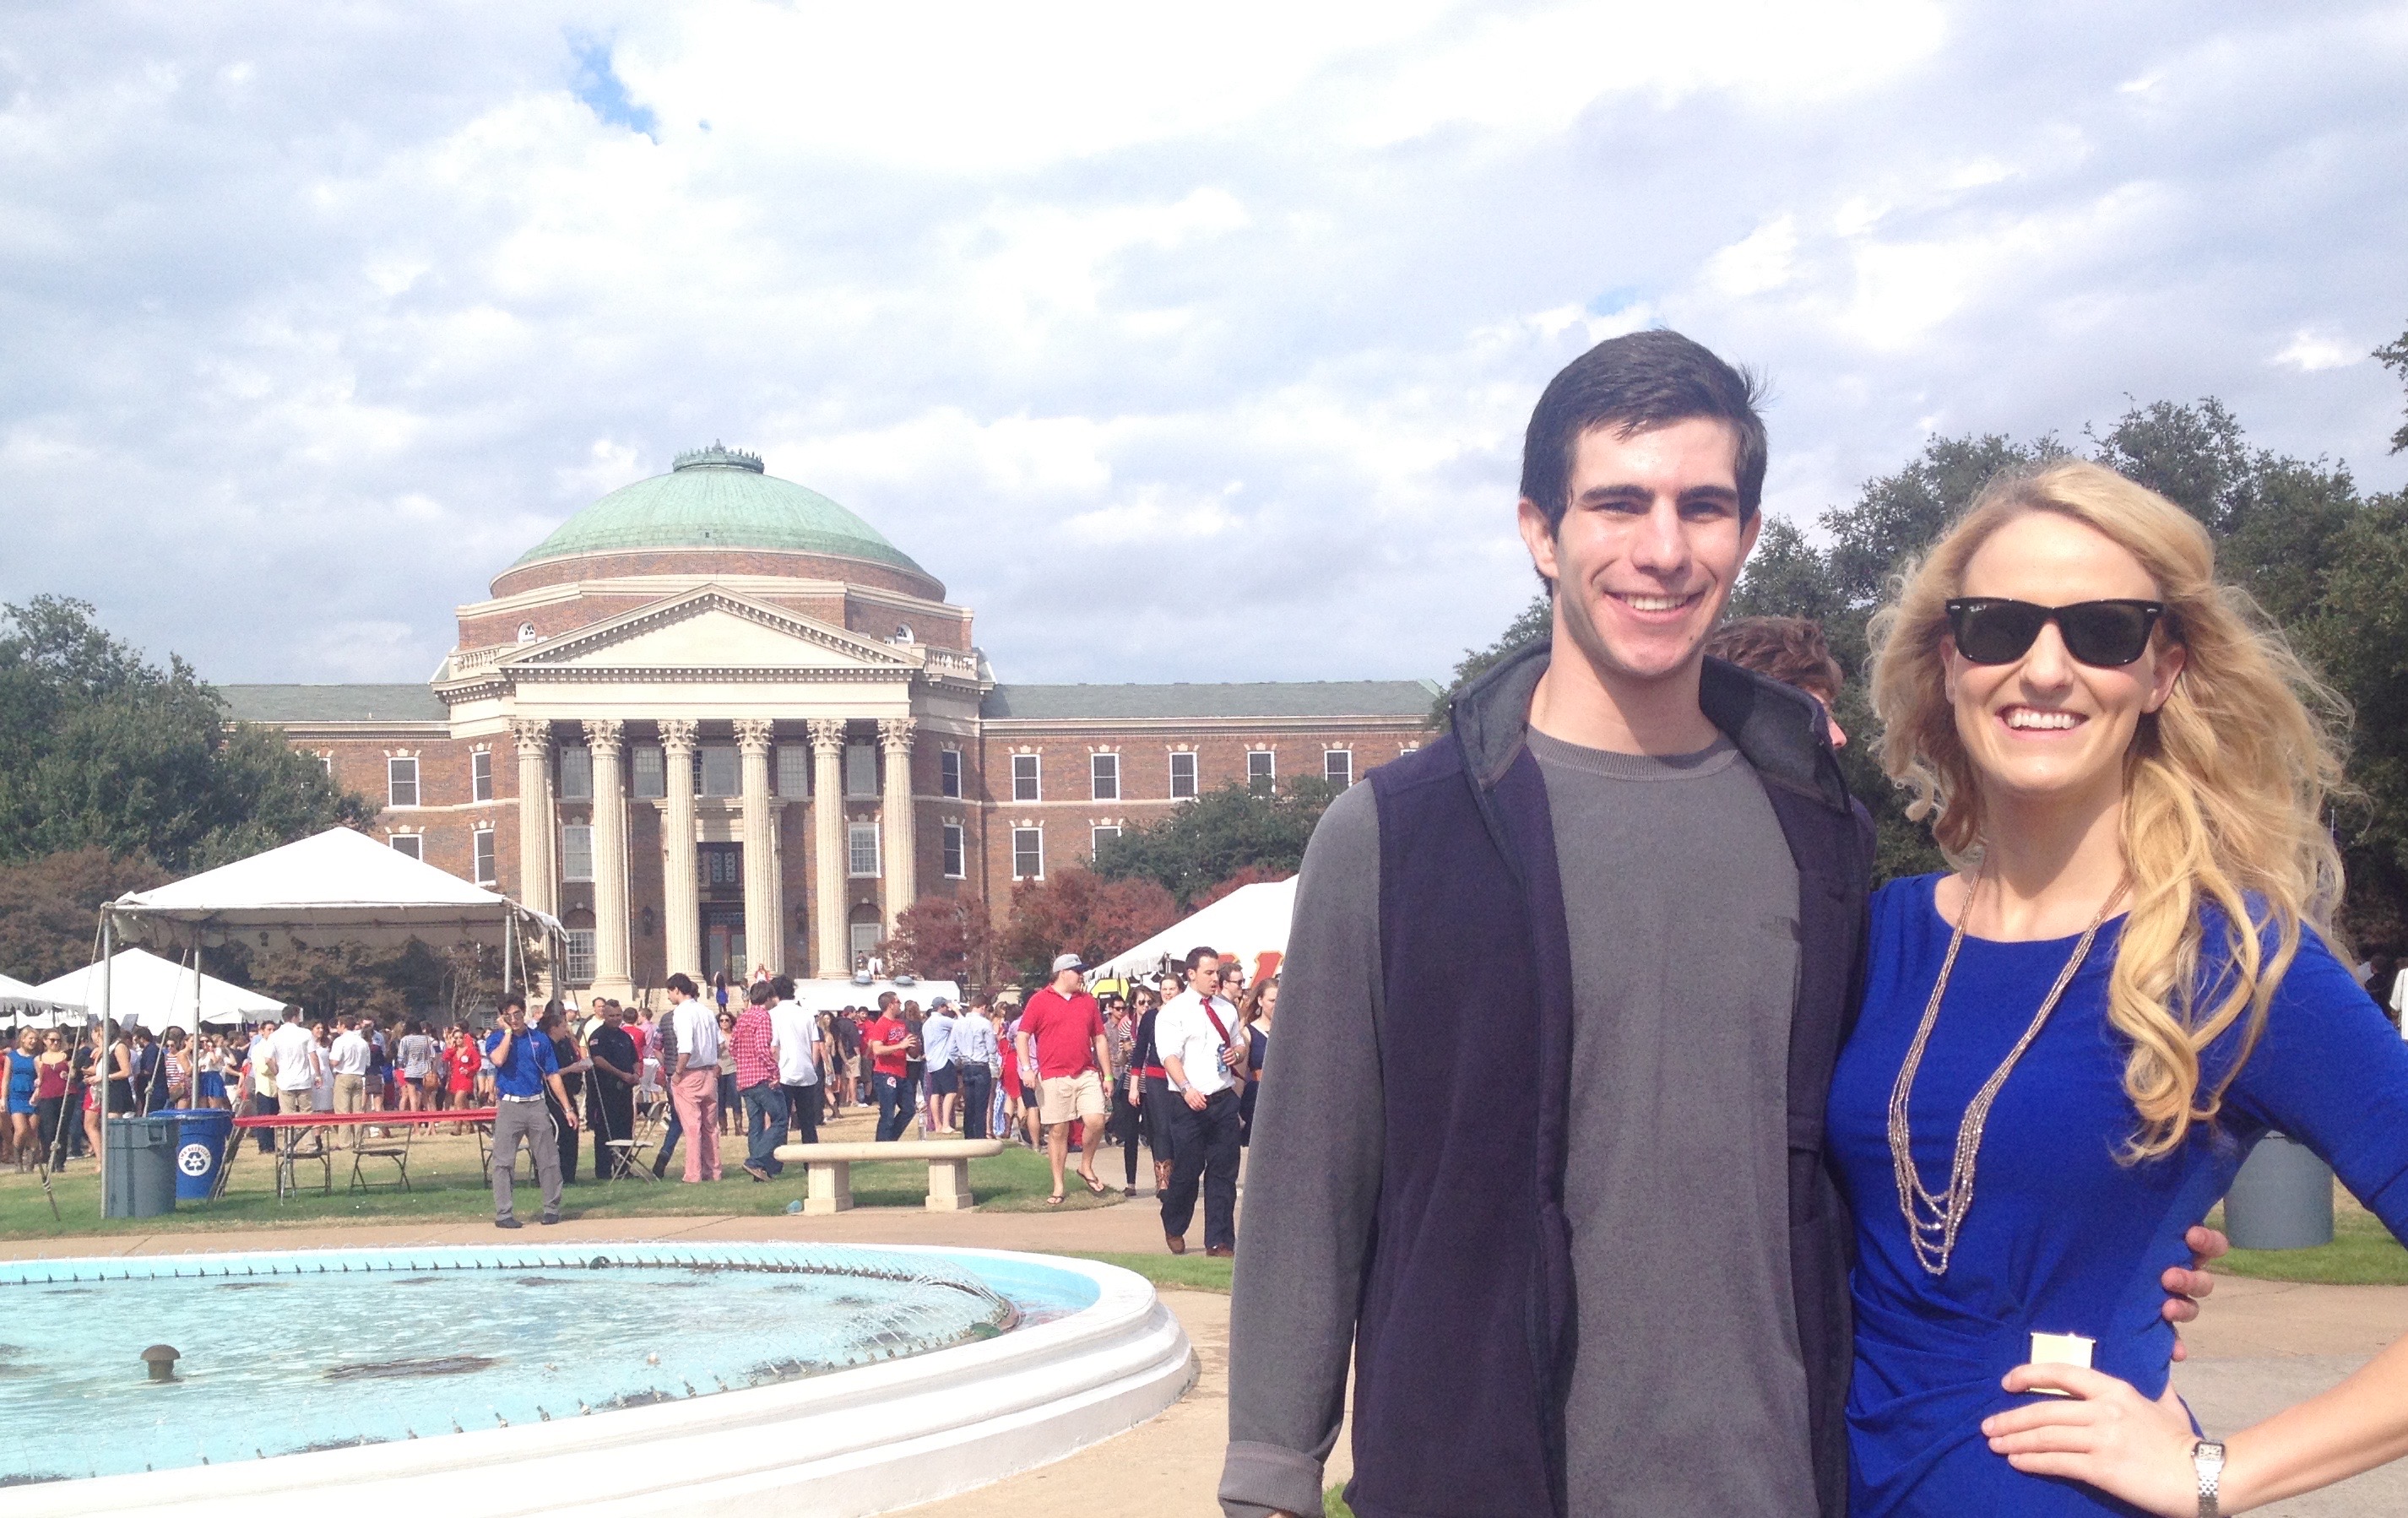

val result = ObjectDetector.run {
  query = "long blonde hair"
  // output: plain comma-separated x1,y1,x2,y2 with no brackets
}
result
1867,459,2349,1157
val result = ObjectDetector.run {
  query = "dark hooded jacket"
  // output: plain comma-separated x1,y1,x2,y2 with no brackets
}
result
1339,641,1873,1518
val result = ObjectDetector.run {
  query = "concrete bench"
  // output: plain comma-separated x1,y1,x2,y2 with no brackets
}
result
771,1138,1006,1213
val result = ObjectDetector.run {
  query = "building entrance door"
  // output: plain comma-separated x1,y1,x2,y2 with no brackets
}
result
703,906,746,983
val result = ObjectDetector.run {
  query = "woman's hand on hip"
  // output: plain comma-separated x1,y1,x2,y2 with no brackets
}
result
1983,1363,2199,1515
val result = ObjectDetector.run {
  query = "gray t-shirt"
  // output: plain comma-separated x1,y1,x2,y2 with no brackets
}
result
1222,731,1811,1517
1528,729,1812,1515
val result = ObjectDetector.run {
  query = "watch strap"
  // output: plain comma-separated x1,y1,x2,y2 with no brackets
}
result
2193,1438,2226,1518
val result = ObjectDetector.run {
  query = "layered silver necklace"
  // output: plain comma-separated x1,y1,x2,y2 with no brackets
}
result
1887,871,2124,1276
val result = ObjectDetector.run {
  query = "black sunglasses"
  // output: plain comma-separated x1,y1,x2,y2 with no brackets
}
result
1944,598,2167,668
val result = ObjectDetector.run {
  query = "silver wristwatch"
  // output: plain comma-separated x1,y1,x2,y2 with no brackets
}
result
2192,1438,2226,1517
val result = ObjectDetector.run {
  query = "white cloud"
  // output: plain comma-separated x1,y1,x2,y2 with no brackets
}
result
2272,330,2362,372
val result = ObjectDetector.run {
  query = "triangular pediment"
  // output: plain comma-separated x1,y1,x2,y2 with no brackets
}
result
506,588,917,674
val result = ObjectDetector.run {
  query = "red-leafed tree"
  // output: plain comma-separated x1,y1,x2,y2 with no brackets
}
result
879,895,1002,988
999,869,1179,981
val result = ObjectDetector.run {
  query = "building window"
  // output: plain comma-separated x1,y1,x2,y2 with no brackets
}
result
388,833,422,861
940,748,963,799
472,829,496,885
1091,824,1121,857
699,745,739,798
702,843,741,887
630,745,665,799
941,821,966,879
560,825,594,882
563,930,596,984
517,621,539,643
1012,753,1040,802
848,821,881,877
844,744,878,798
1012,827,1044,881
558,745,593,800
1325,749,1353,789
1247,750,1274,785
387,756,420,808
318,754,333,778
1090,752,1119,801
471,750,493,802
1169,751,1198,800
776,745,810,797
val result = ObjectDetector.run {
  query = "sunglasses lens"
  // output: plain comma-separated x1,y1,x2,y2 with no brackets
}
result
2058,604,2155,666
1950,601,2047,664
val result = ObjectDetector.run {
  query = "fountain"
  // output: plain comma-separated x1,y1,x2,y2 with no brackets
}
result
0,1242,1194,1516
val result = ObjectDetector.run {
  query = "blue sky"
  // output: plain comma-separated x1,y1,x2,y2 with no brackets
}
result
4,1,2405,687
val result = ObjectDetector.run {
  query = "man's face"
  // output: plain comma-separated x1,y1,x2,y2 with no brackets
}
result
1055,967,1084,995
1189,961,1222,996
1517,417,1760,692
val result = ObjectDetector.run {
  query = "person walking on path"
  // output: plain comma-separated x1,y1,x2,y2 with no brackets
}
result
583,1000,638,1178
865,994,916,1141
1131,984,1176,1195
769,978,822,1149
485,993,578,1228
921,997,961,1134
1017,952,1113,1205
1235,976,1276,1147
664,973,723,1182
734,982,784,1182
1158,946,1247,1255
953,995,999,1141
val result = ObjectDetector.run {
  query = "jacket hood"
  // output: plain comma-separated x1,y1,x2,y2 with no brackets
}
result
1446,637,1851,814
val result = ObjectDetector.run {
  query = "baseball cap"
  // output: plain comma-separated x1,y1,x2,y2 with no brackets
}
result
1051,952,1087,975
929,996,954,1011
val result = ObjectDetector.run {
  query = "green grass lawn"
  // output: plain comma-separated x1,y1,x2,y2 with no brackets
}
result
2207,1193,2408,1287
1326,1488,1353,1517
0,1133,1087,1240
1064,1249,1233,1293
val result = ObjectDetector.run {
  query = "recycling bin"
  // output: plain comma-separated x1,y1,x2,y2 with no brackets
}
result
161,1108,234,1201
104,1115,179,1219
2223,1132,2334,1250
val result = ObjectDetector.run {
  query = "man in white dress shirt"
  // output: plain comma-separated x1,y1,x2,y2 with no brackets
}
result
1155,944,1250,1257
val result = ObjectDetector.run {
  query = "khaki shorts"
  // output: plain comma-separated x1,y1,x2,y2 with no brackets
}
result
1039,1071,1107,1125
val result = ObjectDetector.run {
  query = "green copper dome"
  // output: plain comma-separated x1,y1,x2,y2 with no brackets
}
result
511,445,928,576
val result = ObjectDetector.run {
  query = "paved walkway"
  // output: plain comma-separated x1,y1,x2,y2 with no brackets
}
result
10,1191,2401,1515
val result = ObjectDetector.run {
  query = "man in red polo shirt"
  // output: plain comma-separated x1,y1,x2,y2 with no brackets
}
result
865,992,917,1141
1016,951,1112,1205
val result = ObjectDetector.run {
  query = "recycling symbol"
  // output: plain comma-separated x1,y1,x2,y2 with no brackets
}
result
177,1143,214,1177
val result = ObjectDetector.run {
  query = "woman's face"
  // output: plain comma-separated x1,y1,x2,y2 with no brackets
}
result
1944,512,2186,817
1261,983,1278,1016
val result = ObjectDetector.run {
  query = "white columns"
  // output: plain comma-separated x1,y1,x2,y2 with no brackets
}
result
585,718,632,1000
879,716,917,934
736,718,781,977
511,720,556,919
660,718,701,984
810,718,847,977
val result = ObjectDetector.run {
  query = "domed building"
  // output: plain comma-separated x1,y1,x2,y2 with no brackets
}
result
224,447,1434,1000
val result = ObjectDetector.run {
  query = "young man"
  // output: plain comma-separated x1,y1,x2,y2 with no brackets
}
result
583,1001,638,1178
921,997,960,1134
732,982,784,1183
1156,945,1248,1256
864,993,916,1141
1017,954,1112,1203
952,995,1000,1141
1220,331,2216,1518
485,992,578,1228
664,973,722,1182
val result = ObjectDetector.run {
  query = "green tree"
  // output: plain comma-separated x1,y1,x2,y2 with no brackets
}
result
0,848,171,983
0,596,372,871
1092,777,1339,908
2377,322,2408,455
1429,592,1552,726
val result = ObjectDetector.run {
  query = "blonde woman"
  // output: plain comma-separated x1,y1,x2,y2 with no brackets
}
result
1835,459,2408,1515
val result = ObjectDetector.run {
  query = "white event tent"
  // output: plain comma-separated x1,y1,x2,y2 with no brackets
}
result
34,948,283,1032
86,826,564,1213
0,971,81,1028
1087,876,1299,986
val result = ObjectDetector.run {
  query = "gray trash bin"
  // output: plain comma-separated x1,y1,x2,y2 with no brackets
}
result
105,1116,180,1219
2223,1132,2333,1250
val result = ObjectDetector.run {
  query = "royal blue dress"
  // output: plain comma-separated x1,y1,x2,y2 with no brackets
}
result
1830,874,2408,1515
